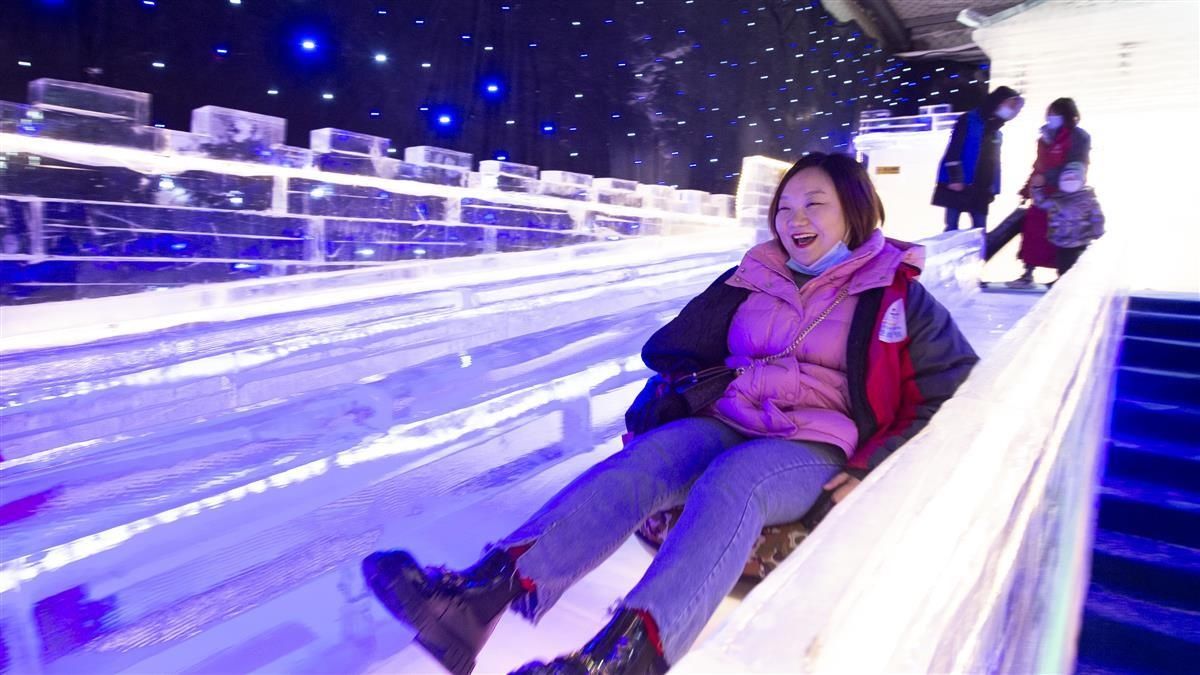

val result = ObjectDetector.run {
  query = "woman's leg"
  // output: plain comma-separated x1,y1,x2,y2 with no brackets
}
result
944,208,962,232
621,438,845,664
495,416,746,620
970,211,988,229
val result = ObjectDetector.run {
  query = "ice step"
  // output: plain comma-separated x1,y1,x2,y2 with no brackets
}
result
1090,529,1200,612
1128,295,1200,317
1115,366,1200,407
1104,437,1200,496
1076,583,1200,674
1109,397,1200,446
1118,336,1200,375
1123,309,1200,343
1097,476,1200,550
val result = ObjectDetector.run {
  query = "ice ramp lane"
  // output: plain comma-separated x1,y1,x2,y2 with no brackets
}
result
0,234,749,672
0,231,992,673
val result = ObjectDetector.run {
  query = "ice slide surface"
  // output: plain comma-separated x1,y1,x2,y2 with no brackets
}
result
0,234,1038,673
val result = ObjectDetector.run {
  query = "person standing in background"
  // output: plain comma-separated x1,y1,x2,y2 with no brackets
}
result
933,86,1025,233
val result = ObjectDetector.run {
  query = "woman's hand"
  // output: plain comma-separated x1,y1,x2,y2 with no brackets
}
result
1031,174,1046,187
823,472,862,503
948,182,965,192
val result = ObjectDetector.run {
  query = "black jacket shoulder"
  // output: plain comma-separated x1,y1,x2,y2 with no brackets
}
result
641,266,748,374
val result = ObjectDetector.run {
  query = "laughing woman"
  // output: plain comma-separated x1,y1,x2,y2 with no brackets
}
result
362,153,979,675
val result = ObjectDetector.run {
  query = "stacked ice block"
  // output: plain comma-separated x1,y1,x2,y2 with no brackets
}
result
0,78,737,305
540,170,593,201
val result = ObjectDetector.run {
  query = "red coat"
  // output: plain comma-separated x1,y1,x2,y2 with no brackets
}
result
1019,126,1092,266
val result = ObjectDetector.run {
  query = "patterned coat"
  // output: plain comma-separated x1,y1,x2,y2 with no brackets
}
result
1033,185,1106,249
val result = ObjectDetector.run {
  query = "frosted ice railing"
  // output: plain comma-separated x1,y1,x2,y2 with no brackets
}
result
0,79,736,305
675,236,1125,674
858,104,963,133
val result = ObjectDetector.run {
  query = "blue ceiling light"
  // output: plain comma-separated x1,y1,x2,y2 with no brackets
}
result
300,38,317,51
494,151,509,161
429,105,462,135
482,79,504,99
541,122,556,134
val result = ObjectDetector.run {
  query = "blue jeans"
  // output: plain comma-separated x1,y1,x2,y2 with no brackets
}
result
496,416,844,664
944,209,987,231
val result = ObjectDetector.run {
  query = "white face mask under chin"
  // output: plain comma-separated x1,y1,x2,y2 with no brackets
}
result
1046,115,1063,130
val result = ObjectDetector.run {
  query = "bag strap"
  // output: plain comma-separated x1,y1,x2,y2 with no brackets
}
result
740,286,851,373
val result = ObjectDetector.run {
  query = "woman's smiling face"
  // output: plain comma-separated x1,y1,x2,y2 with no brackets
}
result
774,167,849,265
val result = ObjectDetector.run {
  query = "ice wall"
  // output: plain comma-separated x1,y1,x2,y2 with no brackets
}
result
853,105,963,242
0,79,737,305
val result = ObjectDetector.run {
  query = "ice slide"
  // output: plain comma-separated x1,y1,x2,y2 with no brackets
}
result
0,219,1039,675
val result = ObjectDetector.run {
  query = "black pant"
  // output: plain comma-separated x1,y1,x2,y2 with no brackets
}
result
1056,245,1088,276
944,209,987,232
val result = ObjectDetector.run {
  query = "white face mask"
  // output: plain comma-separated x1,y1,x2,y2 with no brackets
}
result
1059,177,1084,193
1046,115,1064,130
995,106,1016,120
786,241,852,276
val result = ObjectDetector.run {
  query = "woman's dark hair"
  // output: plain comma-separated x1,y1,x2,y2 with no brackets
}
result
767,152,884,250
1047,97,1081,128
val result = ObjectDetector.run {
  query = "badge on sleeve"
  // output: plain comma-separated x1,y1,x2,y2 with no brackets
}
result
878,298,907,343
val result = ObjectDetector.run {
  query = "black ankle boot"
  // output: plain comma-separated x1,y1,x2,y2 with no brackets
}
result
363,548,524,675
509,608,668,675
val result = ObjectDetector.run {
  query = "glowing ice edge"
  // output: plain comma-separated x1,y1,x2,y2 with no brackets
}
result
0,354,646,595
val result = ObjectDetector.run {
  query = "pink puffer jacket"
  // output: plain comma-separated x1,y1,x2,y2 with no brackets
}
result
710,230,924,456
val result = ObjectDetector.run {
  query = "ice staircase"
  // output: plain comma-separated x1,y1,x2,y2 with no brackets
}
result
1076,295,1200,674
